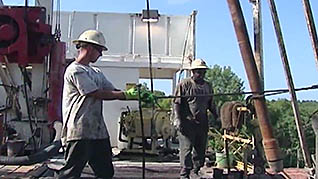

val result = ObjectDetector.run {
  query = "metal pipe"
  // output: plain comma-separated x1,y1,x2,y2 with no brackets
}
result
145,6,154,94
165,16,170,56
267,0,312,168
192,10,197,60
145,1,155,155
316,134,318,179
226,0,283,172
0,61,15,94
302,0,318,71
250,0,264,91
137,84,146,179
311,112,318,179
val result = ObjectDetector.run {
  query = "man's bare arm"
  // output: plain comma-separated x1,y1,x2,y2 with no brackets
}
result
87,89,126,100
174,103,182,120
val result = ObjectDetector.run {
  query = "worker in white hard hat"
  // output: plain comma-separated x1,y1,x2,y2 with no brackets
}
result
58,29,138,179
173,58,218,179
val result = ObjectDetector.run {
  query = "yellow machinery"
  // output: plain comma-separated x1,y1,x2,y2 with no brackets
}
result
119,108,175,154
216,101,266,175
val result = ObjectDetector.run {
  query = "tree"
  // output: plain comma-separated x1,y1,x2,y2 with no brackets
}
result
205,65,245,108
267,99,318,167
204,65,246,159
139,82,172,109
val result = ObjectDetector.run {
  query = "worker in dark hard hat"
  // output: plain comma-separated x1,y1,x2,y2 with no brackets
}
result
58,29,138,179
173,58,218,179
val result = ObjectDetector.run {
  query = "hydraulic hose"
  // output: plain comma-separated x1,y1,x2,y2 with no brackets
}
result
0,121,62,165
0,140,61,165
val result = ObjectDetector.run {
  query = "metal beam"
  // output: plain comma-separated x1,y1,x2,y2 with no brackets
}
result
267,0,312,168
250,0,264,91
226,0,283,172
192,10,197,60
302,0,318,71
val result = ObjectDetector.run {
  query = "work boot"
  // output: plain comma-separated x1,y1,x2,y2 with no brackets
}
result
180,168,190,179
192,168,202,179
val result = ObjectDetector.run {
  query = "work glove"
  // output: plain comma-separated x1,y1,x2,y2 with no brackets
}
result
124,88,138,100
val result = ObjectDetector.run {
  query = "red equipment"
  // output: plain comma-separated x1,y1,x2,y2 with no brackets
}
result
48,42,66,123
0,6,52,66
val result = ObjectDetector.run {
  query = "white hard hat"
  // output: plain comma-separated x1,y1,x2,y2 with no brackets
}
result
189,58,208,70
72,30,107,51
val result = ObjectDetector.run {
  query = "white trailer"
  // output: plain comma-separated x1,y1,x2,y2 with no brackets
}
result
0,8,195,148
53,10,196,146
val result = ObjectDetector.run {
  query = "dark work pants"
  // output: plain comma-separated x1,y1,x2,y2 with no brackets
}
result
178,121,208,178
58,138,114,179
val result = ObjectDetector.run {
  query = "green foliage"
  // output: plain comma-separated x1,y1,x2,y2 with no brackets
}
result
141,65,245,110
207,125,253,165
267,99,318,167
205,65,245,108
208,127,224,152
204,65,246,158
157,98,172,110
140,83,172,109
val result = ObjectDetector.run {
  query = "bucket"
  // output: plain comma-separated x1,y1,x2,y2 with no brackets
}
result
215,152,234,168
7,140,25,156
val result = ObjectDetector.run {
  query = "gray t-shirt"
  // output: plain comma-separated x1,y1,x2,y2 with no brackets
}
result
173,77,213,124
62,61,115,142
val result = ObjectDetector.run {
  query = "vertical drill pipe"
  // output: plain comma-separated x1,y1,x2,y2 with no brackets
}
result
137,85,146,179
302,0,318,71
192,10,197,60
226,0,283,172
316,135,318,179
267,0,312,168
310,111,318,178
145,0,155,153
145,1,154,94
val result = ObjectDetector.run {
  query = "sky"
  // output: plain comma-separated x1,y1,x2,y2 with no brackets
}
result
4,0,318,101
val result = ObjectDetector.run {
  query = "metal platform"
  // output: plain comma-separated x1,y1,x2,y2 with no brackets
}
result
0,150,312,179
0,161,311,178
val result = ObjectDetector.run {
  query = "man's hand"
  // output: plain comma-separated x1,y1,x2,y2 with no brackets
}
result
124,88,138,100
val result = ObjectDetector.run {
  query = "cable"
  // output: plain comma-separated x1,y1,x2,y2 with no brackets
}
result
145,1,154,94
156,84,318,99
0,84,18,89
143,2,156,178
54,0,61,41
19,67,37,152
